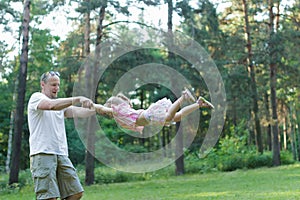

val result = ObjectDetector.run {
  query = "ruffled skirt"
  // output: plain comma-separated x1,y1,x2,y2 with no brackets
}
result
143,98,172,126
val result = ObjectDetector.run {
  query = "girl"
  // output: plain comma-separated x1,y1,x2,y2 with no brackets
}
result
93,88,213,133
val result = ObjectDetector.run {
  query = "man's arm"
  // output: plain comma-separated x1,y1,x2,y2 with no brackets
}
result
64,106,96,118
38,96,93,111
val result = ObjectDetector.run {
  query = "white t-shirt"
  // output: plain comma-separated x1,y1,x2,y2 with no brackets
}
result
28,92,68,156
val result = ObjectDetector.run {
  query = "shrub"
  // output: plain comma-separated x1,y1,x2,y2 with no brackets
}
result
18,169,33,187
245,153,273,169
280,150,295,165
93,167,146,184
217,154,245,171
0,170,33,195
184,154,217,174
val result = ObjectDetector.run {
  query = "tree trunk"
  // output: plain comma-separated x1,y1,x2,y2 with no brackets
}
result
162,128,166,157
96,3,106,47
242,0,263,153
175,122,184,175
85,117,96,186
6,109,15,173
9,0,30,185
84,1,90,57
264,92,272,151
289,105,297,160
166,0,184,175
167,0,173,35
283,116,287,150
296,108,300,161
85,1,107,186
83,0,96,186
268,0,280,166
167,128,171,157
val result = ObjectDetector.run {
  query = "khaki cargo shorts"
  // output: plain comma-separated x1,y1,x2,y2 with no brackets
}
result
30,154,84,200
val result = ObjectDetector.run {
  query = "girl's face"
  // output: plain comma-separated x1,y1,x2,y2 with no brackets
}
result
106,95,132,108
115,98,132,107
123,99,133,107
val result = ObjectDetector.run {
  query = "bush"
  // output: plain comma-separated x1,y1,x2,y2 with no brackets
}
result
18,169,33,187
0,170,33,195
280,151,295,165
203,134,249,171
245,153,273,169
217,154,245,171
93,167,146,184
184,154,217,174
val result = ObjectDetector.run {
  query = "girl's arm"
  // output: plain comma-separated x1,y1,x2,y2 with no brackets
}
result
93,104,113,117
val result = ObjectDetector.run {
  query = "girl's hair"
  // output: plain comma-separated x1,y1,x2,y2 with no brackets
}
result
104,93,132,107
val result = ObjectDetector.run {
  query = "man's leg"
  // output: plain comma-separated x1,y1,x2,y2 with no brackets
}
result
30,154,60,200
57,156,84,200
65,192,83,200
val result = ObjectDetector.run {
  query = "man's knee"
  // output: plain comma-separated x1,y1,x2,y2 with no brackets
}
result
66,192,83,200
73,192,83,199
75,192,83,199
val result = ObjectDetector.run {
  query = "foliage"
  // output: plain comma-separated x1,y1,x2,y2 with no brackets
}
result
0,73,15,167
0,169,32,194
0,152,297,196
65,119,86,166
203,131,295,172
2,164,300,199
0,0,300,187
245,152,272,169
280,150,296,165
93,167,146,184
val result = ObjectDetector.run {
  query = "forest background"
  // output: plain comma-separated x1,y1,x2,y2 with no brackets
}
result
0,0,300,188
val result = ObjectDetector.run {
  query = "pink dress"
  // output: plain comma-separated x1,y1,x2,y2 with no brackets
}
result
112,103,144,133
143,98,173,126
112,98,173,133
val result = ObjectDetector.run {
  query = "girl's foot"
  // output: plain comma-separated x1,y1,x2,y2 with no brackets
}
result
182,87,196,102
197,97,214,109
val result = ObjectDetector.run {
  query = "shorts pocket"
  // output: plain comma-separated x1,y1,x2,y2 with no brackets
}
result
32,167,51,193
30,155,54,194
32,167,51,178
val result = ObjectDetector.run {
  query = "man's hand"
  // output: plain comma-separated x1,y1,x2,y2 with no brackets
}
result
79,96,93,109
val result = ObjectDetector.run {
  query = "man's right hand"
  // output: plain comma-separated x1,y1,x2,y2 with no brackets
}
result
78,96,93,109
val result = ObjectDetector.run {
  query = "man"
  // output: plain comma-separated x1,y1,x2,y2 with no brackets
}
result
28,71,95,200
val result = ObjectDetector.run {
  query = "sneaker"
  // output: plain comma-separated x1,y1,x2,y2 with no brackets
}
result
197,97,214,109
182,87,196,102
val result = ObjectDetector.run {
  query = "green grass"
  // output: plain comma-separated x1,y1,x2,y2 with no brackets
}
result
2,164,300,200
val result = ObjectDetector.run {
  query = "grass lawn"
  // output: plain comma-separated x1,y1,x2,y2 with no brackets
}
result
2,164,300,200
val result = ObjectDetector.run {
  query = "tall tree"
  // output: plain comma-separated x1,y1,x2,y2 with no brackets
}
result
242,0,263,153
9,0,30,185
268,0,280,166
81,0,96,186
1,0,21,175
166,0,184,175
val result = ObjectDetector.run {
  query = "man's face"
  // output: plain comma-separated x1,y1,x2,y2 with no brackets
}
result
41,76,60,99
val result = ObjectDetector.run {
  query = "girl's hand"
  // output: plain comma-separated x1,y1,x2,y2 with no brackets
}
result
94,104,106,115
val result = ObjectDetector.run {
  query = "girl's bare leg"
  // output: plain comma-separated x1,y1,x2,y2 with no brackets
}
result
172,103,199,122
165,88,195,122
172,97,214,122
